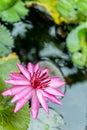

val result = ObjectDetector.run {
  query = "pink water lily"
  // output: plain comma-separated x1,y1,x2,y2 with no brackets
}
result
2,62,65,119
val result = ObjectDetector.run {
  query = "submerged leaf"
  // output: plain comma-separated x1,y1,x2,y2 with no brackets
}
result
0,53,30,130
0,25,14,57
0,0,28,22
28,108,64,130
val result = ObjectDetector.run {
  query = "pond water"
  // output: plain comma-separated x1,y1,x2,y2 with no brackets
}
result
11,8,87,130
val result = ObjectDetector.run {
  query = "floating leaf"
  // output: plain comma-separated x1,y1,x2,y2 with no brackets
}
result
0,53,30,130
26,0,67,24
0,53,19,83
77,0,87,13
28,108,64,130
57,0,87,23
0,0,17,11
0,0,28,22
0,25,14,57
57,0,77,23
66,22,87,66
0,103,30,130
72,52,86,66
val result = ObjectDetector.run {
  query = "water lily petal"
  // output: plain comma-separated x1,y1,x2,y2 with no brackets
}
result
11,87,32,102
49,77,65,88
45,87,64,96
34,63,40,73
2,86,27,96
14,90,33,113
37,90,49,114
28,62,34,76
9,72,26,80
31,91,40,119
39,69,49,79
5,79,30,85
17,64,30,80
40,90,62,105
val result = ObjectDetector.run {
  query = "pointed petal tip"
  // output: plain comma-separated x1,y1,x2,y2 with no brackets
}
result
17,63,20,68
17,63,23,70
44,107,49,114
4,80,10,84
28,62,34,67
56,100,62,105
62,93,65,97
2,91,6,96
14,105,20,113
2,90,11,96
11,97,17,103
11,100,15,103
44,109,50,115
34,63,40,72
4,80,8,82
14,108,18,113
31,111,38,120
17,63,21,66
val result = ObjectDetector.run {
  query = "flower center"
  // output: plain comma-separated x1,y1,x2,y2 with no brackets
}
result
31,78,41,88
30,71,51,89
34,79,41,88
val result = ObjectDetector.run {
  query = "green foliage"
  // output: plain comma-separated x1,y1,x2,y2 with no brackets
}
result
0,0,17,11
57,0,87,23
57,0,77,22
0,53,30,130
0,0,28,22
0,103,30,130
66,22,87,66
0,25,14,57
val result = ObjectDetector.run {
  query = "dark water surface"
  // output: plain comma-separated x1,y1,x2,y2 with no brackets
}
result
11,9,87,130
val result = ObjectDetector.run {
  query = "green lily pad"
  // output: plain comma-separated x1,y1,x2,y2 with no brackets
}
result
0,0,28,22
28,108,64,130
0,25,14,57
0,0,17,11
72,52,86,66
66,22,87,66
0,53,19,83
56,0,77,23
0,53,30,130
57,0,87,23
77,0,87,14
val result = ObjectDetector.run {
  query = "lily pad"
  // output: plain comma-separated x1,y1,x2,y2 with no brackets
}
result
0,25,14,57
57,0,87,23
56,0,77,23
0,0,17,11
0,53,30,130
28,108,64,130
0,0,28,22
66,22,87,66
0,53,19,83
